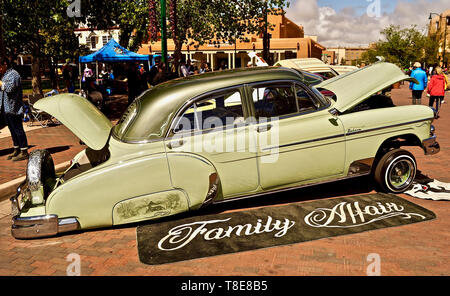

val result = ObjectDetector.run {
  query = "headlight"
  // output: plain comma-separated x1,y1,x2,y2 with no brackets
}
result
430,124,435,136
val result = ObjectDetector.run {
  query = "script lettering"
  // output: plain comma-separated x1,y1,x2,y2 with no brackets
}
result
305,201,425,228
158,216,295,251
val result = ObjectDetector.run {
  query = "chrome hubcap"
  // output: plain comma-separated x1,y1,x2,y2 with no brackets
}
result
388,159,414,190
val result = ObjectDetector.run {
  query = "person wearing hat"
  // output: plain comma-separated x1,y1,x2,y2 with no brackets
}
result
409,62,428,105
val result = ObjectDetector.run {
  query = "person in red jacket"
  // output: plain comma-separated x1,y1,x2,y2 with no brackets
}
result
427,66,446,118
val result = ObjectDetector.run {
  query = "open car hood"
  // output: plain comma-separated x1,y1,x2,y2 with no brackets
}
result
34,94,113,150
316,62,418,113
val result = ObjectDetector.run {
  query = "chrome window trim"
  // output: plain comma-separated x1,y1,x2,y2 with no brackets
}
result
247,79,331,123
112,99,142,142
165,85,248,139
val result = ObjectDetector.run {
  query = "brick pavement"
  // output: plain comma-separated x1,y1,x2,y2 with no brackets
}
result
0,86,449,276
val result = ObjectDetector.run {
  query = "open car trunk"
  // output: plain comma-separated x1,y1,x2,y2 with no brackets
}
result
34,94,113,151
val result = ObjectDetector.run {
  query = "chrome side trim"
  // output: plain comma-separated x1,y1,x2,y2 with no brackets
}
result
348,158,374,176
262,133,345,151
201,173,220,208
345,118,434,136
58,218,80,233
422,135,440,155
262,117,434,151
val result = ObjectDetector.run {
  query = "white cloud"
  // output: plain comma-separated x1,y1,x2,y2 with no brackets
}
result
285,0,450,47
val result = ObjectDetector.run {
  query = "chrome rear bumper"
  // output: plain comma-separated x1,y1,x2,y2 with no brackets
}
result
11,214,80,239
422,135,440,155
10,185,80,239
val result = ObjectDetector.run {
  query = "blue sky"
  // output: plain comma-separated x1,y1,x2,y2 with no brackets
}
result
285,0,448,46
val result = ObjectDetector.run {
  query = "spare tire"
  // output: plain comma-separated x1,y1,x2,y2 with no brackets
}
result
27,150,56,204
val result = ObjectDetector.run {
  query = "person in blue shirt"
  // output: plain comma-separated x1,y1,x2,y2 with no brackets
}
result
409,62,428,105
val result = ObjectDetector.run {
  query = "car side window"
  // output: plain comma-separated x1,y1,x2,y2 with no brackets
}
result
173,89,245,133
251,83,297,118
295,84,322,112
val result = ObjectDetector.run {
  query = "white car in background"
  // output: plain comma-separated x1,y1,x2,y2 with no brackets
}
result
331,65,359,75
274,58,339,80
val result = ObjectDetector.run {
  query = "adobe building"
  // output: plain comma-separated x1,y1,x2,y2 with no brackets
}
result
138,13,326,70
326,46,370,66
428,9,450,66
322,50,336,65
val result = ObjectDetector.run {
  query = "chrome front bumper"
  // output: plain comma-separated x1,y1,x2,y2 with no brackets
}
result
10,184,80,239
422,135,440,155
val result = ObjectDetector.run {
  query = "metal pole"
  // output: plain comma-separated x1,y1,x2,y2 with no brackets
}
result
160,0,168,69
263,2,269,64
443,16,448,67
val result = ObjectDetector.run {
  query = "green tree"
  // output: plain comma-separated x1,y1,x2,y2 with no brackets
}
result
361,25,440,68
148,0,289,71
1,0,85,95
81,0,149,51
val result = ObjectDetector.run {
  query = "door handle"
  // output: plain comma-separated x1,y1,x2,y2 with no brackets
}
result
257,124,272,133
166,139,185,149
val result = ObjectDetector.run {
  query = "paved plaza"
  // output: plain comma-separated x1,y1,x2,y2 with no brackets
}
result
0,86,449,276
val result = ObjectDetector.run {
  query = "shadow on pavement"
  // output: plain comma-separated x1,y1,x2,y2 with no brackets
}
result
46,145,72,154
82,175,377,235
0,145,36,157
203,175,376,215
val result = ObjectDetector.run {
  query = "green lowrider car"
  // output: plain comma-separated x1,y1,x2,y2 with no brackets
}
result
10,62,440,239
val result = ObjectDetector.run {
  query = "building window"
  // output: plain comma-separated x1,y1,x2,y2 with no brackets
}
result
88,36,97,50
102,35,112,46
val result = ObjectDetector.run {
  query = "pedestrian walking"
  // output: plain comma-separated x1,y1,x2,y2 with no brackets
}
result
409,62,428,105
0,57,29,161
427,66,446,118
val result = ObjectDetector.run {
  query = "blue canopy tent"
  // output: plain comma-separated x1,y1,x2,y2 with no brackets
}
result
79,38,149,63
78,38,150,86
